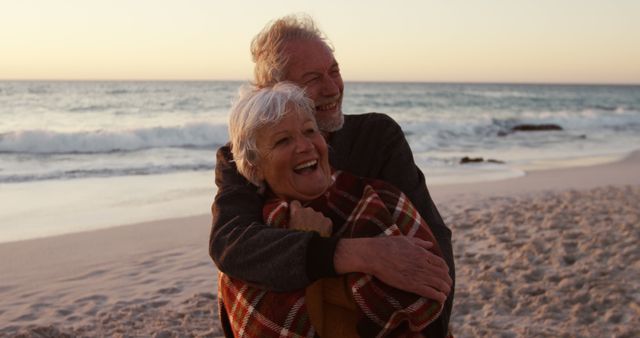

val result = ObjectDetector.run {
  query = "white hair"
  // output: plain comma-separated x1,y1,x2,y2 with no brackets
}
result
228,82,315,186
251,13,333,88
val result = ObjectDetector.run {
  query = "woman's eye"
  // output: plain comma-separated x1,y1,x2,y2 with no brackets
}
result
274,137,290,147
305,128,317,135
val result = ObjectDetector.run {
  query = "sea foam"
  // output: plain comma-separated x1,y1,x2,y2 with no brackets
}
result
0,122,229,154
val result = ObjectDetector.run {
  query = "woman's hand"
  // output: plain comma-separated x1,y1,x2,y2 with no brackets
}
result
288,200,333,237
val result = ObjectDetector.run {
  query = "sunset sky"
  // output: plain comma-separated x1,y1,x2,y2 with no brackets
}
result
1,0,638,84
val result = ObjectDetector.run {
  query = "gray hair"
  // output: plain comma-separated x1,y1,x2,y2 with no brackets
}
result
228,82,316,186
251,14,334,88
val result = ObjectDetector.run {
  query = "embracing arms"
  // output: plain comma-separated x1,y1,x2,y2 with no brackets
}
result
210,142,451,296
210,113,454,305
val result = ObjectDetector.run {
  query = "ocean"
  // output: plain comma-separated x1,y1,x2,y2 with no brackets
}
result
1,81,639,243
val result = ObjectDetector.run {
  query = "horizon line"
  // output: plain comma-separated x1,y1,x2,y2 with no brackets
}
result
1,78,639,86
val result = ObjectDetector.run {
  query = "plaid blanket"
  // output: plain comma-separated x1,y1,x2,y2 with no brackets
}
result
218,170,444,337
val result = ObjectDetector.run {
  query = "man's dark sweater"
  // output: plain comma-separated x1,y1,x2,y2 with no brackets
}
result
210,113,454,337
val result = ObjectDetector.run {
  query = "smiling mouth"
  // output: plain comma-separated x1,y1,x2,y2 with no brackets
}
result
315,95,341,112
293,160,318,174
316,102,338,112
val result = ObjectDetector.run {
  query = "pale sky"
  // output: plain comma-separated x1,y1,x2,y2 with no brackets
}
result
1,0,639,84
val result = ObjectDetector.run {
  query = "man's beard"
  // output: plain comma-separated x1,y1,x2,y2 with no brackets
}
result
317,111,345,133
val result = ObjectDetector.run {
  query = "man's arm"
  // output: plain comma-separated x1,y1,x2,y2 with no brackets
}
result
372,115,455,338
209,144,339,291
330,114,453,277
334,236,451,302
379,116,453,274
330,113,454,337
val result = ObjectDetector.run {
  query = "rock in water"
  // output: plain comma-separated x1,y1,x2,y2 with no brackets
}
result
511,124,563,132
460,156,505,164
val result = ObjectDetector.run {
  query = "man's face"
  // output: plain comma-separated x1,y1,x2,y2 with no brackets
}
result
282,39,344,132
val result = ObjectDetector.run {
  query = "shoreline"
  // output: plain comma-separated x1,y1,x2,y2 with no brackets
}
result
430,149,640,203
2,149,638,246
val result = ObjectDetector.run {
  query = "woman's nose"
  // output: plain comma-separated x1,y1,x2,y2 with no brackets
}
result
295,135,314,152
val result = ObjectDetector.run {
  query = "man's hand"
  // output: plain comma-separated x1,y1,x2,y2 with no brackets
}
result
288,200,333,237
333,236,451,303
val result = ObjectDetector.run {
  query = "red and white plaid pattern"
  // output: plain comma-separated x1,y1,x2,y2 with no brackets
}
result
218,171,444,337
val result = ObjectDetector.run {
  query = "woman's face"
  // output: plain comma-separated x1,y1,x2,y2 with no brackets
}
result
255,107,332,202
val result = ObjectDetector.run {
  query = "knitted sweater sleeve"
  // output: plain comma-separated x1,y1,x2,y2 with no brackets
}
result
209,144,339,291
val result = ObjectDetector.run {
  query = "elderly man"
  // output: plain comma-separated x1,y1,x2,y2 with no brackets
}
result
210,15,454,337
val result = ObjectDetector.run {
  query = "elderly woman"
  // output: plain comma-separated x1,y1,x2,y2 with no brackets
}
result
217,82,446,337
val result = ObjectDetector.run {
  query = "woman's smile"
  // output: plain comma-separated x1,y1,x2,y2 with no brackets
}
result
255,107,332,202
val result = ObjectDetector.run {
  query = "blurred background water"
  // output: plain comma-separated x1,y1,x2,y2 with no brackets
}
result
1,81,639,242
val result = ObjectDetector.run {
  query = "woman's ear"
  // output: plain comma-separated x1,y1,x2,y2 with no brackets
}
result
252,165,267,193
254,164,265,183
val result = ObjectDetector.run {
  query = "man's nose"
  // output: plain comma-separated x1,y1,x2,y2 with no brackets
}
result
320,74,340,96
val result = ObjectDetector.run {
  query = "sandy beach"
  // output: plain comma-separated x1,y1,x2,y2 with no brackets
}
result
1,151,639,337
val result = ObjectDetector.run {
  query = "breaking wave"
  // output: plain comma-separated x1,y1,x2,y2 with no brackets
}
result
0,123,229,154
